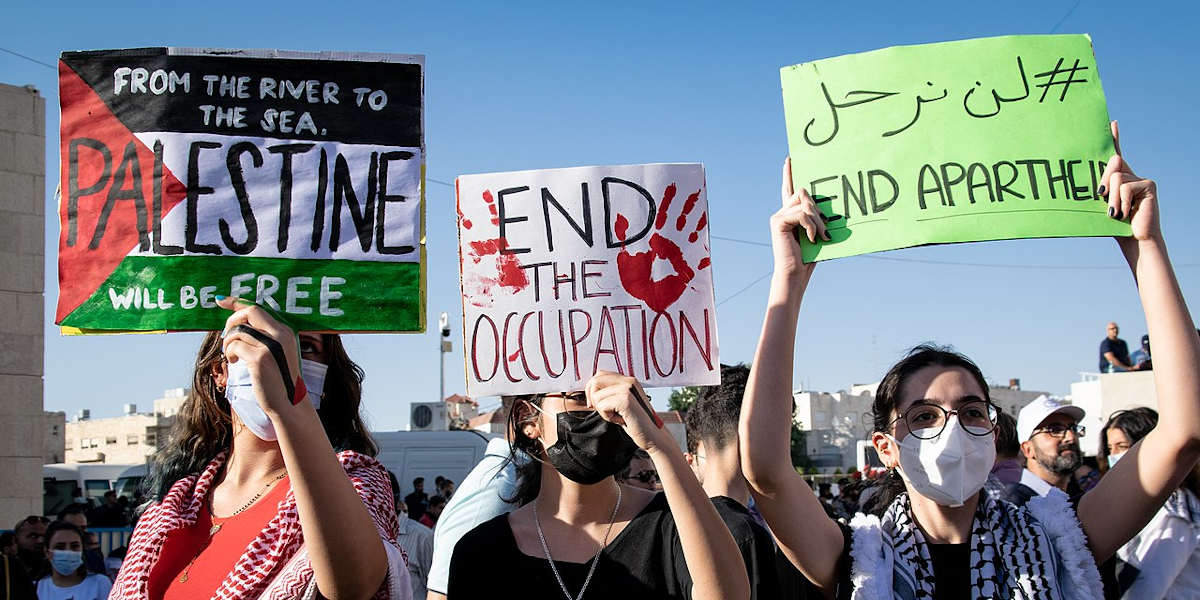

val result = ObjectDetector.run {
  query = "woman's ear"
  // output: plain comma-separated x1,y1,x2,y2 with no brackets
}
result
518,401,542,442
872,431,899,469
209,359,229,389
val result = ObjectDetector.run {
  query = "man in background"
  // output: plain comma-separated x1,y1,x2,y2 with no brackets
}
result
685,364,782,600
1100,322,1137,372
11,516,48,580
1004,396,1086,506
405,477,429,521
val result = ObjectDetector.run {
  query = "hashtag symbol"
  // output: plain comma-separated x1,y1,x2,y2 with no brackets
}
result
1034,57,1090,102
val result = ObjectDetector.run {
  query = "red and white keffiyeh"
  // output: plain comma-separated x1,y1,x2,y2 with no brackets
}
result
111,450,411,600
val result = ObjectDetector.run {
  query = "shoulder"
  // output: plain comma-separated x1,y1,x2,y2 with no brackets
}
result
455,512,513,553
709,497,764,542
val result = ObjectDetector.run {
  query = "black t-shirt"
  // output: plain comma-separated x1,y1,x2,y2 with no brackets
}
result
698,497,781,600
1100,337,1130,371
833,522,971,600
448,492,692,599
404,491,428,520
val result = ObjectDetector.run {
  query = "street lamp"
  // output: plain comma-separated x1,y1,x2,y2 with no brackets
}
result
439,312,451,402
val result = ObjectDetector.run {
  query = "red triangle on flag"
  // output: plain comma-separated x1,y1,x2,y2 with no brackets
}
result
57,61,188,324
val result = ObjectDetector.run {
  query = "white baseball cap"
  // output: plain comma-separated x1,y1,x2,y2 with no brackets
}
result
1017,395,1086,442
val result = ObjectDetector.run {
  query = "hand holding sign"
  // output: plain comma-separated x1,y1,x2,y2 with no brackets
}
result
1099,121,1161,249
587,371,669,454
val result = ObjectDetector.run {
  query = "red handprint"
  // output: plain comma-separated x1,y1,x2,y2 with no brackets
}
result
615,183,710,314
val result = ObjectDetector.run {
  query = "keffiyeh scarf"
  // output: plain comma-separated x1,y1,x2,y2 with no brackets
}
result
848,490,1102,600
110,450,410,600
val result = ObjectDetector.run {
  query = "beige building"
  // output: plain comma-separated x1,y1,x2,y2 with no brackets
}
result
1067,371,1157,456
0,82,45,526
43,411,65,464
64,388,188,464
794,378,1051,471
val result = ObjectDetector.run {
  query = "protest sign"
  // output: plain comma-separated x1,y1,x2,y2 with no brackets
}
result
456,164,719,396
781,34,1130,262
56,48,425,333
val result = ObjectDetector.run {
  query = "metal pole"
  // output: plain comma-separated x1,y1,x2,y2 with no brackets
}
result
438,312,449,403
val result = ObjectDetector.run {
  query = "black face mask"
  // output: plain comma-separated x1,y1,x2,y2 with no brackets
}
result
543,410,639,484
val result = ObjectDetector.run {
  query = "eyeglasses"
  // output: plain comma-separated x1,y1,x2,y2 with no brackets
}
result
1034,423,1086,438
627,470,659,485
890,400,998,440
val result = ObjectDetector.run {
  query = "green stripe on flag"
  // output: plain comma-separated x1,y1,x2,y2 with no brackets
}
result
61,255,421,332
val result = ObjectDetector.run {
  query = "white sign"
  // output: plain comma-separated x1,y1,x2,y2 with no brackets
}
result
456,163,719,396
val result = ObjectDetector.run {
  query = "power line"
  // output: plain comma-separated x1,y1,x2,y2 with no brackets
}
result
1049,0,1083,33
717,270,773,306
0,47,56,70
709,235,1198,271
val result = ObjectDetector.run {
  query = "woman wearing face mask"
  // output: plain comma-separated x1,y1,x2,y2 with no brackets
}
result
446,372,750,600
739,123,1200,599
1099,407,1200,599
112,298,409,600
36,521,112,600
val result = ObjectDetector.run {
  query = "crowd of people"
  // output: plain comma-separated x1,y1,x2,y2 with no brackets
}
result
4,123,1199,600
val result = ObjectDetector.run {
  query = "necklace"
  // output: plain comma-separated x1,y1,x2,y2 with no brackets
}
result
533,481,622,600
178,469,287,583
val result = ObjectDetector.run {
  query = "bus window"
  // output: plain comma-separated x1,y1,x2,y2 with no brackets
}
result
84,479,110,502
44,479,74,516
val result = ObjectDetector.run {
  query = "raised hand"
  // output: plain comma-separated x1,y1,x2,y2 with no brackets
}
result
771,157,825,280
1099,121,1161,249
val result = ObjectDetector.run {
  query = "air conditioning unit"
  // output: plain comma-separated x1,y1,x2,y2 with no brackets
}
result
409,402,448,431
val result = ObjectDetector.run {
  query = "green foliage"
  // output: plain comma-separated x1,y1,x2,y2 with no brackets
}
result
668,386,700,412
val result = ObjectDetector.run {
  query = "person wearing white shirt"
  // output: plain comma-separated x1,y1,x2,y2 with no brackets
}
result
395,503,434,600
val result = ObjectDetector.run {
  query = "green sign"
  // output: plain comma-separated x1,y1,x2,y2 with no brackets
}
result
781,34,1130,262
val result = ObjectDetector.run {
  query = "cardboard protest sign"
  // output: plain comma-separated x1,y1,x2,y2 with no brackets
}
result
456,164,719,396
781,34,1130,262
56,48,425,333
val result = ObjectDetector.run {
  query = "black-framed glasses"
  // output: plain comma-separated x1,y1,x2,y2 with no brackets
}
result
891,400,998,440
1034,423,1086,438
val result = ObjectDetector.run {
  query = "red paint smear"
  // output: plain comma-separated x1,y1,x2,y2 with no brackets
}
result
483,189,499,225
56,61,187,323
508,349,521,362
468,237,529,292
456,187,473,230
615,214,629,242
698,257,711,270
654,184,677,230
676,190,701,231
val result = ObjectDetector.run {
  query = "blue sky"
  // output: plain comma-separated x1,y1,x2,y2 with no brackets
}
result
4,1,1198,430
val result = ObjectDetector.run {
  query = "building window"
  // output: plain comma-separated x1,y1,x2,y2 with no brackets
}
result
127,434,139,445
106,436,117,445
145,433,157,446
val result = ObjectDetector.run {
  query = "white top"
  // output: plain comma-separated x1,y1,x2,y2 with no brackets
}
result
1117,488,1200,600
426,437,521,594
1020,467,1057,498
396,516,435,600
36,573,112,600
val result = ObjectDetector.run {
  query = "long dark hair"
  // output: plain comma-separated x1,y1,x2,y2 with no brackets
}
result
862,344,991,515
504,394,546,507
147,332,378,500
1099,407,1200,496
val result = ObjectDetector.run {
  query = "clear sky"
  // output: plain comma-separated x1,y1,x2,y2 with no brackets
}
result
4,1,1198,430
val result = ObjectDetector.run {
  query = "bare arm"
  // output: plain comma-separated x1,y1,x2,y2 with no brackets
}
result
1077,122,1200,562
738,158,843,597
218,298,388,600
588,372,749,600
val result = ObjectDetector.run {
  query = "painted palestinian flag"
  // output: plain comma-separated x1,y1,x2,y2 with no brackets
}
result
56,48,425,333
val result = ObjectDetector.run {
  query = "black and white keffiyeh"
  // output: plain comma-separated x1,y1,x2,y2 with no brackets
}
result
848,489,1103,600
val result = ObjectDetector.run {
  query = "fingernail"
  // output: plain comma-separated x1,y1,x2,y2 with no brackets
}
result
1107,207,1114,218
1114,209,1123,220
819,213,830,222
822,231,832,242
1097,185,1106,196
220,328,228,339
215,295,226,301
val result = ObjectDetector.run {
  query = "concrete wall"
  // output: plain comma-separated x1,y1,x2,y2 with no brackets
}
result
0,82,45,523
1070,371,1157,456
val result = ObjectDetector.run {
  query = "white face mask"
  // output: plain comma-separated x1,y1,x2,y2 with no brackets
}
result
1107,451,1125,469
225,358,329,441
888,415,996,507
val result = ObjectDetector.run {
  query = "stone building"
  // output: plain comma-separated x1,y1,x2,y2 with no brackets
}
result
43,411,65,464
0,82,45,526
64,388,188,464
